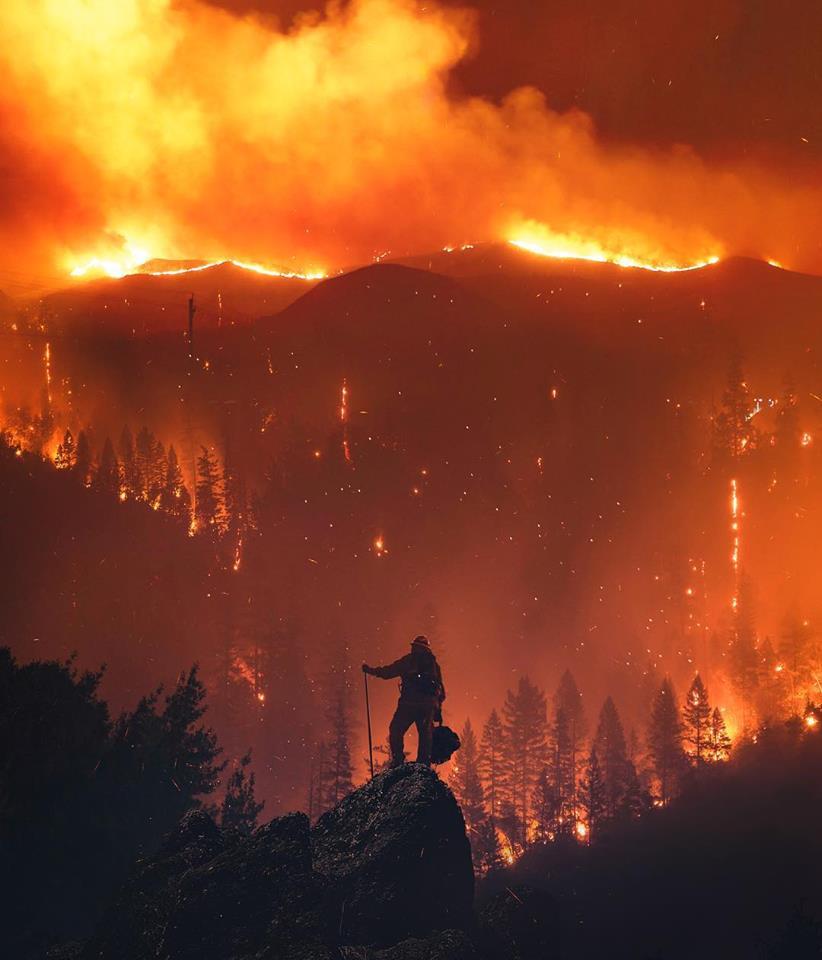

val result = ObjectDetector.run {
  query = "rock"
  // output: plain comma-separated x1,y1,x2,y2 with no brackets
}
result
82,765,474,958
370,929,479,959
311,763,474,946
82,808,227,960
160,813,333,960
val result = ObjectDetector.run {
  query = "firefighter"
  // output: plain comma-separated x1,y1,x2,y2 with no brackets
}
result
363,635,445,766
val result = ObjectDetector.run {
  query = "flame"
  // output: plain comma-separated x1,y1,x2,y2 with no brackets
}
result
69,249,325,282
2,0,821,287
509,225,721,273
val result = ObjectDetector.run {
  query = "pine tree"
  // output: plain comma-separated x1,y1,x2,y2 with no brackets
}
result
473,816,504,873
195,446,224,537
781,612,814,714
530,765,556,843
221,750,264,835
95,437,120,498
712,352,757,466
317,668,355,812
706,707,732,762
119,425,142,499
502,676,548,847
648,678,686,804
54,429,76,470
553,670,587,824
730,575,759,718
592,697,636,820
159,446,191,525
480,708,506,824
580,747,606,843
136,427,165,506
451,719,486,837
683,674,712,764
74,430,92,485
548,707,575,835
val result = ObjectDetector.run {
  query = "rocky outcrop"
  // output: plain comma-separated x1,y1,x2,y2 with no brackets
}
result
312,763,474,945
81,764,474,960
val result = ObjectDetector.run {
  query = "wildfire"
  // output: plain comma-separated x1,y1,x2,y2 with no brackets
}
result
730,478,741,610
508,224,721,274
69,249,325,282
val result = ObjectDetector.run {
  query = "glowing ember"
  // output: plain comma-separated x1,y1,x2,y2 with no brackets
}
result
730,478,741,610
801,432,813,447
805,714,818,729
373,535,387,557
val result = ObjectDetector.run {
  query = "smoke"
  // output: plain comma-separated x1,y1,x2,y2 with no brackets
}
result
1,0,821,286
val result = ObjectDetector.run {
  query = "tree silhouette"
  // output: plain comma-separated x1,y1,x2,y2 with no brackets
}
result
96,436,120,498
553,669,587,823
74,429,92,485
592,696,637,821
452,718,486,836
683,674,712,764
480,708,506,824
221,750,264,835
195,445,224,537
706,707,732,762
648,678,686,804
159,445,192,525
580,747,606,842
54,428,76,470
502,675,548,847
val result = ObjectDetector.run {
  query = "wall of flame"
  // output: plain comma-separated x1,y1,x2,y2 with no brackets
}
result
1,0,821,287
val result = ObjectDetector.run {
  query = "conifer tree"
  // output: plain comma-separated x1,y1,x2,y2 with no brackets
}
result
730,575,760,716
473,816,504,874
580,747,606,843
55,429,76,470
530,765,556,843
548,707,575,835
119,425,142,499
195,445,224,537
592,696,636,820
480,708,506,824
136,427,165,505
221,750,264,835
554,669,588,822
648,678,686,804
317,671,355,812
451,719,486,837
781,612,814,713
95,437,120,498
706,707,732,762
683,674,712,764
74,430,92,485
159,446,191,525
712,351,757,466
502,675,548,847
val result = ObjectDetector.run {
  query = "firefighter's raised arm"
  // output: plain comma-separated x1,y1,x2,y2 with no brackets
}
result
362,654,413,680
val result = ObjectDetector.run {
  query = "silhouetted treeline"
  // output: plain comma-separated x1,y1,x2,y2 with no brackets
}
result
478,715,822,959
0,647,223,955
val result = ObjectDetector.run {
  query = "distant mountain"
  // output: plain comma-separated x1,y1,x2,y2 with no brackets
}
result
42,261,321,336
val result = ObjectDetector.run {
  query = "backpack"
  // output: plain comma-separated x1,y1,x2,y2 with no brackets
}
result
431,725,461,765
407,670,441,698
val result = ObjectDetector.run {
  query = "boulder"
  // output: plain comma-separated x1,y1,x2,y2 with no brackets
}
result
81,765,474,959
312,763,474,946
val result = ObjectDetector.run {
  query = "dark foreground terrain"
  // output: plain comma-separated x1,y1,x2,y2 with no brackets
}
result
38,723,822,960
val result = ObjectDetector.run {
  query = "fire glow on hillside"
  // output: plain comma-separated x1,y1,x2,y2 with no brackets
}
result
2,0,822,290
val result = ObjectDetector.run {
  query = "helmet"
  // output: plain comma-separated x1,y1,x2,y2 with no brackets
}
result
411,635,430,649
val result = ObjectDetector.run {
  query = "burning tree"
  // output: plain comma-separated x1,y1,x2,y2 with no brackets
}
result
480,708,505,826
706,707,732,762
195,445,225,537
682,673,712,765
